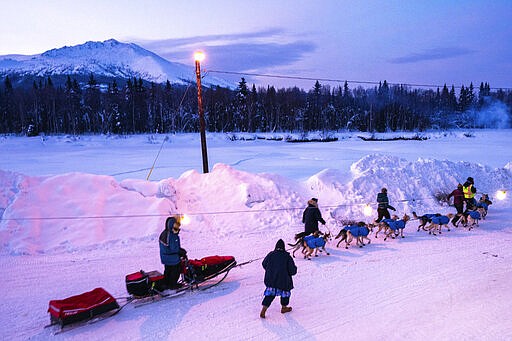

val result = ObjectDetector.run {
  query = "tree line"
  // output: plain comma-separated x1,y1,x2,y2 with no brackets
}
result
1,74,511,136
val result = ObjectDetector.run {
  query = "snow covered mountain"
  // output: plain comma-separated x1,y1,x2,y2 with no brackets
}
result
0,39,233,87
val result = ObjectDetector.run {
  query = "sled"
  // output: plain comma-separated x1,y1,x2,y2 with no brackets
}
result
47,287,120,332
127,255,237,308
45,255,238,333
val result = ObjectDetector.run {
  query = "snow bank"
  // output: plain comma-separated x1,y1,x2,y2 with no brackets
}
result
2,155,510,256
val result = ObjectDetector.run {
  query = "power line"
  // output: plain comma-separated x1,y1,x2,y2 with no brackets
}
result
207,69,512,91
0,197,437,222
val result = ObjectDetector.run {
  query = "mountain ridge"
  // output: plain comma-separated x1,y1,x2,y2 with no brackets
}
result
0,39,233,87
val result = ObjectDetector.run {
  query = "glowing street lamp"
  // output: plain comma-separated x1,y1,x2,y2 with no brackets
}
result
194,51,205,63
194,51,209,173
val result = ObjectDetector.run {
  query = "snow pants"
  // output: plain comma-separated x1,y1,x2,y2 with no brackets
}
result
164,263,181,289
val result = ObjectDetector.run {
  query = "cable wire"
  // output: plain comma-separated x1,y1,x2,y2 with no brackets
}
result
0,195,452,221
207,69,512,90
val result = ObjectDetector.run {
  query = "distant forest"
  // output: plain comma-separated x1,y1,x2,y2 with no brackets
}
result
1,74,511,135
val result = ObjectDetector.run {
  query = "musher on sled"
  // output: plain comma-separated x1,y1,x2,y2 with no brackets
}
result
159,215,188,290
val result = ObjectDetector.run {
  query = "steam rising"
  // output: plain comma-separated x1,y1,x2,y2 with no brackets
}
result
473,99,511,129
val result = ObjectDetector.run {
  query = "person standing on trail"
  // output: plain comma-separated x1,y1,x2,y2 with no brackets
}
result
376,187,396,223
295,198,326,240
159,216,187,290
260,239,297,319
448,183,465,226
462,177,477,209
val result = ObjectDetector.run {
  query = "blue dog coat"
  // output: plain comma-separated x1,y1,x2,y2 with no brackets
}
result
304,235,326,248
469,211,481,219
476,202,488,210
355,226,370,237
344,225,360,233
431,215,449,225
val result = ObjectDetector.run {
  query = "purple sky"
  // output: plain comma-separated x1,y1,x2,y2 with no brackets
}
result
2,1,511,89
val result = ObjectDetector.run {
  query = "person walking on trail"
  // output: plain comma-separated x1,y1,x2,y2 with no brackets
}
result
463,177,477,209
376,187,396,223
448,183,465,226
159,216,187,290
260,239,297,319
295,198,326,240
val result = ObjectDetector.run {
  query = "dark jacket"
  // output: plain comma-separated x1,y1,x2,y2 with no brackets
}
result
262,240,297,291
159,217,181,265
302,204,326,235
377,192,395,211
447,188,464,205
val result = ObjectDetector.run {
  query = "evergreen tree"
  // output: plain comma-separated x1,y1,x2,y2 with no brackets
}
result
234,77,249,131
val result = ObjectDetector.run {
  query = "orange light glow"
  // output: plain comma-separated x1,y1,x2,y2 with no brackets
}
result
194,51,205,62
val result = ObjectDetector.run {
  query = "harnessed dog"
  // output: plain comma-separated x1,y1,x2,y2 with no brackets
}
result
460,210,481,230
412,212,440,231
376,214,410,241
426,213,455,235
476,194,492,219
288,231,331,259
303,232,332,259
335,222,374,248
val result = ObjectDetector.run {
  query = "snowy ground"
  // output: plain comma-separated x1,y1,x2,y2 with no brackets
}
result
1,129,511,340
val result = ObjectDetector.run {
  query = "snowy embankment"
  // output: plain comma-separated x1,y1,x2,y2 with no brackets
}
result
1,155,511,256
0,130,511,340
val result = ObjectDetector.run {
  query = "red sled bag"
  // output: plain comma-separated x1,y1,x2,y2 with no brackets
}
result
48,287,119,326
182,255,236,282
125,270,165,297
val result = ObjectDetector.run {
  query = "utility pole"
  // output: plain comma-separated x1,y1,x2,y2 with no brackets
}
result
194,51,209,173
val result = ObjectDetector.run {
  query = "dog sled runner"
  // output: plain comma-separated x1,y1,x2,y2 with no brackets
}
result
46,255,237,333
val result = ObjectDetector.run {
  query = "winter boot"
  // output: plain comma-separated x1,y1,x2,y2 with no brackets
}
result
281,306,292,314
260,306,268,318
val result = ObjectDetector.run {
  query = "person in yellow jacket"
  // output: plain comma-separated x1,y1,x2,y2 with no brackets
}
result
462,177,477,209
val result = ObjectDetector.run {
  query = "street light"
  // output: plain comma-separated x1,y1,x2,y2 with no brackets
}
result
194,51,209,173
496,190,507,200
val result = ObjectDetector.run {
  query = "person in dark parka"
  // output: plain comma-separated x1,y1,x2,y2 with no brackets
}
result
376,187,396,223
159,216,187,289
260,239,297,318
295,198,326,240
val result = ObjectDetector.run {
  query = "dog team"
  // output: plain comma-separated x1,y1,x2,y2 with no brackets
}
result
289,177,492,259
262,178,492,319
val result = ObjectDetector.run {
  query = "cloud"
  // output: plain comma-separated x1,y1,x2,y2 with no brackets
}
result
133,29,316,72
136,28,287,50
170,42,315,71
390,47,475,64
